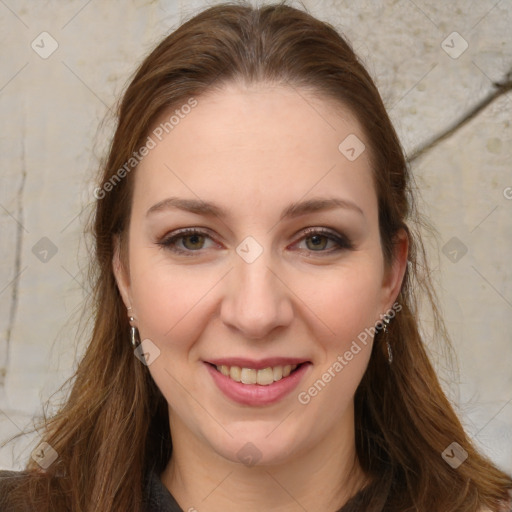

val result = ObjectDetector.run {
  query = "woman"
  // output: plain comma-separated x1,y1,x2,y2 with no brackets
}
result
1,2,511,511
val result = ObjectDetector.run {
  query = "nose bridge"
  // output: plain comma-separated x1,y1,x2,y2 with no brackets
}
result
221,243,292,339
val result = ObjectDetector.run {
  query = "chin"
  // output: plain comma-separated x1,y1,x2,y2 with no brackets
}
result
205,423,308,468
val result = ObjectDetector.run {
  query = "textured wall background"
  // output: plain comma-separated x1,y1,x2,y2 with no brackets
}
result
1,0,511,474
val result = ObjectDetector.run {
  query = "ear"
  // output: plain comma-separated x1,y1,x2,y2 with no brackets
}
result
380,228,409,311
112,234,132,310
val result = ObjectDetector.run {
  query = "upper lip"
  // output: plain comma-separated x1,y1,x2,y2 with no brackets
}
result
206,357,310,370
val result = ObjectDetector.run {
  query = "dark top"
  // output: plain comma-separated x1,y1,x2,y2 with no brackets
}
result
144,470,184,511
144,470,367,511
0,469,365,511
0,470,183,512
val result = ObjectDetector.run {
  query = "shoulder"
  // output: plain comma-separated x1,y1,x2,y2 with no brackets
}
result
0,469,25,491
144,469,183,512
0,470,30,511
480,504,511,512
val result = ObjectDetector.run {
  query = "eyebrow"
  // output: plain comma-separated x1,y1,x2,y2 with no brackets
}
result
146,196,364,220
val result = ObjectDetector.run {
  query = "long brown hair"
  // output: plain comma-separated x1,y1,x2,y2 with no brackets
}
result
3,2,511,511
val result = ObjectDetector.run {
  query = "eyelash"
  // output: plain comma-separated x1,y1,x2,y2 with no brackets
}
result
156,227,354,257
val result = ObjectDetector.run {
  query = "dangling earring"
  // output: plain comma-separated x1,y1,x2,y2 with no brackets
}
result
382,317,393,364
128,309,141,348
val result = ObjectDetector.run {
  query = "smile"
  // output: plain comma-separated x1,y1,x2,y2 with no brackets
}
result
205,359,311,406
215,364,299,385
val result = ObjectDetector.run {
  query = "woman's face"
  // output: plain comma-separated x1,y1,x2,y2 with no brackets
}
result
114,83,406,466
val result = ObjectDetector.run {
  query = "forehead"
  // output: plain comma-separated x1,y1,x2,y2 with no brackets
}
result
133,83,376,221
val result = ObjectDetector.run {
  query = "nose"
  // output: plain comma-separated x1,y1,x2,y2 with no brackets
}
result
220,248,293,340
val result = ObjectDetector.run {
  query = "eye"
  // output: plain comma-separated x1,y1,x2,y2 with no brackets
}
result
294,227,353,254
157,226,353,257
157,228,218,256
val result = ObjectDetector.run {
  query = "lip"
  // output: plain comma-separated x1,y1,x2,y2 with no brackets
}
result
205,361,311,406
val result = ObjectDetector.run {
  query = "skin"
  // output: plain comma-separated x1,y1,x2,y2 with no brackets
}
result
113,82,408,512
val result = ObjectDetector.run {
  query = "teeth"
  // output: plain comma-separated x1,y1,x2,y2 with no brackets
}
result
229,366,241,382
215,364,299,385
256,367,274,385
241,368,257,384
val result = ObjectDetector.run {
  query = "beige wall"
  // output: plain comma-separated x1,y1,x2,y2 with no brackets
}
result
1,0,511,473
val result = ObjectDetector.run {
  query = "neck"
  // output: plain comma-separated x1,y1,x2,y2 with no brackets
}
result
161,408,367,512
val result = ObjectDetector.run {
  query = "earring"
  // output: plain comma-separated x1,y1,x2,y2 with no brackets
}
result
128,314,141,348
382,317,393,365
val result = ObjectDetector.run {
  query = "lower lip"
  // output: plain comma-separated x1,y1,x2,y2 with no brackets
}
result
205,363,310,406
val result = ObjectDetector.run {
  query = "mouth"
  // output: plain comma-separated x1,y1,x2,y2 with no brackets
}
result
208,362,305,386
204,359,311,406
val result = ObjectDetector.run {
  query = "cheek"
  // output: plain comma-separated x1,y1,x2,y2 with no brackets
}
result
294,268,380,417
128,255,221,410
129,248,222,348
292,261,384,350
